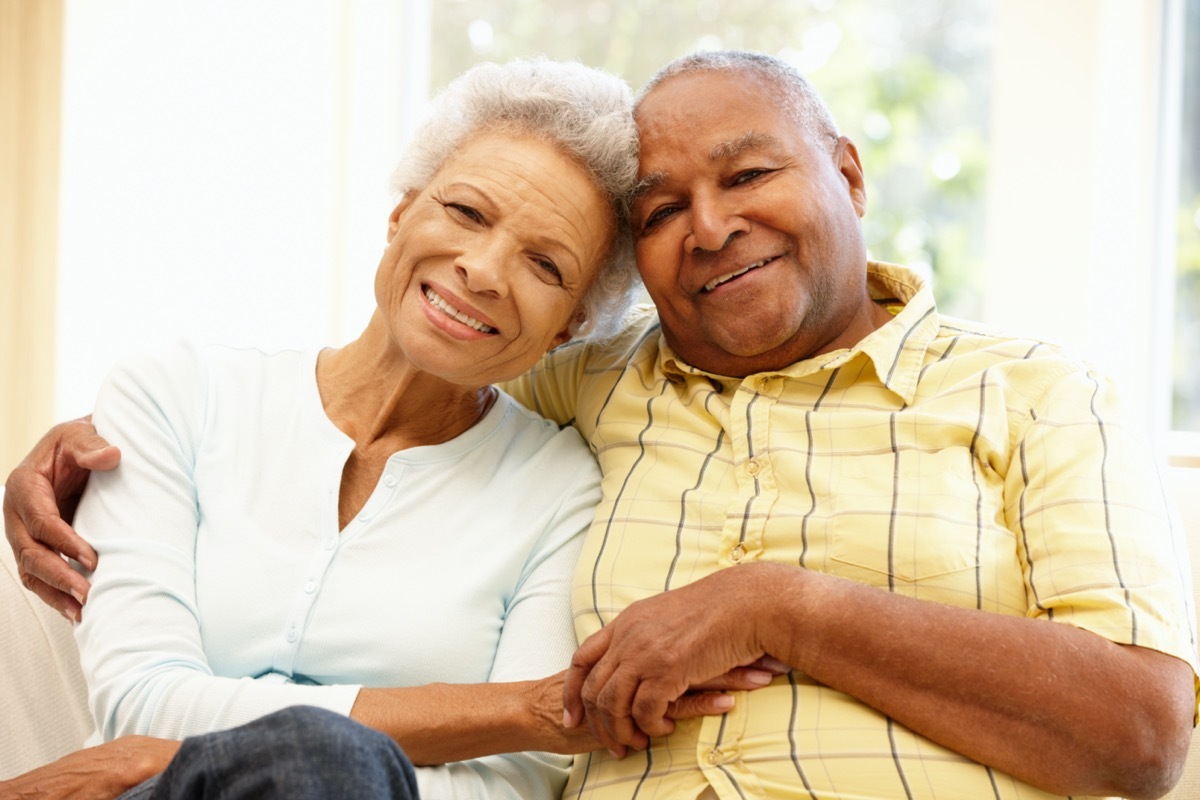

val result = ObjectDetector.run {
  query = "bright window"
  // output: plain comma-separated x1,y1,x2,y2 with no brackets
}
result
1173,0,1200,434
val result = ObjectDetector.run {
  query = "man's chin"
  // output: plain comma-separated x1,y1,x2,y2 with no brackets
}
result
662,326,805,377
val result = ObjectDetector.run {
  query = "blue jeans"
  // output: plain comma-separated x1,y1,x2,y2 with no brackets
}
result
118,706,420,800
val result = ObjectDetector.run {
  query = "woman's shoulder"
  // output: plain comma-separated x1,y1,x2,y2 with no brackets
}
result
94,341,324,439
489,392,597,473
104,340,316,382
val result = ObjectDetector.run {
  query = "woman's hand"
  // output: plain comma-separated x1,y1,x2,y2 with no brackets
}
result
538,657,791,757
3,416,117,622
0,736,178,799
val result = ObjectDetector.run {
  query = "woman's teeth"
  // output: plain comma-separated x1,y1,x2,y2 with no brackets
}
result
424,287,497,334
703,258,772,292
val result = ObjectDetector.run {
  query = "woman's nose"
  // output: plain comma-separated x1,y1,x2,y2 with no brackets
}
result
455,239,510,297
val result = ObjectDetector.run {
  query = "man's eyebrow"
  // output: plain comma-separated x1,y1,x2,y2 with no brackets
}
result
632,132,782,204
710,131,780,161
632,171,667,203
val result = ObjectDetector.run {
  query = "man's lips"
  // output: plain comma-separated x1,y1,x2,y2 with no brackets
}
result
700,256,778,293
422,285,498,334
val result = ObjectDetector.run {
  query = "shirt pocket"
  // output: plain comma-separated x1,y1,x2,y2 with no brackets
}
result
825,446,1003,587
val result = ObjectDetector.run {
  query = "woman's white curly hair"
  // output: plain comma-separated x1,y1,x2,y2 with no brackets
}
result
390,58,642,342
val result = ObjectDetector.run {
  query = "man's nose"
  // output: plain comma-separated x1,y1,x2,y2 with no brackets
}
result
686,192,748,253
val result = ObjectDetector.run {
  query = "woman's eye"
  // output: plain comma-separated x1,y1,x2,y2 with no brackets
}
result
446,202,483,224
533,257,562,284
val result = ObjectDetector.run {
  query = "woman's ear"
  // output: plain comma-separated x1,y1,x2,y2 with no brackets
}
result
548,310,587,351
387,194,416,242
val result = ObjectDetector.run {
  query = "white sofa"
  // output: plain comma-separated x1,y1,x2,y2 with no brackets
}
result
3,472,1200,797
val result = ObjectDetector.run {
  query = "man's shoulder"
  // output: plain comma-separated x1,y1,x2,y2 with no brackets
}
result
926,313,1107,409
934,314,1077,365
560,304,663,370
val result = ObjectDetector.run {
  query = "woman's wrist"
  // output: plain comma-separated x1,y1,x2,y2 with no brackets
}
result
354,679,594,764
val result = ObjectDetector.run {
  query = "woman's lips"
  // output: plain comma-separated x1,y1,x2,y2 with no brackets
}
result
423,285,498,334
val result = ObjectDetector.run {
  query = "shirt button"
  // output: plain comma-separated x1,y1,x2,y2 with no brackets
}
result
383,474,397,488
705,749,724,765
304,580,316,594
746,458,761,476
286,627,297,643
730,544,745,563
757,376,770,392
323,538,336,551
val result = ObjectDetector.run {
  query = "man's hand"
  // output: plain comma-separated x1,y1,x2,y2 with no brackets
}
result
0,735,178,799
3,417,118,622
562,566,782,754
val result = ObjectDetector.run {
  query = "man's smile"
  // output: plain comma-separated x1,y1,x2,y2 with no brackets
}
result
701,256,779,293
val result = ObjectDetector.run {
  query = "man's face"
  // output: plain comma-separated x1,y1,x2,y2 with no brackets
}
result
632,69,875,377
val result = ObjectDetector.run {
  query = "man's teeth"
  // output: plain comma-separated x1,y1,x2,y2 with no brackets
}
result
703,258,771,292
424,287,497,334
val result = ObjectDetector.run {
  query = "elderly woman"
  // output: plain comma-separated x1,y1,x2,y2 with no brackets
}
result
0,58,771,800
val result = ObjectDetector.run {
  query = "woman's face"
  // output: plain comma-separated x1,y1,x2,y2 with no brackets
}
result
375,132,614,387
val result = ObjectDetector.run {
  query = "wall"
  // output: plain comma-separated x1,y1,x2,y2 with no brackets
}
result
0,0,63,475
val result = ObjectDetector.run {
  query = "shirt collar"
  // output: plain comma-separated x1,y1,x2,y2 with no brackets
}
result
658,262,938,404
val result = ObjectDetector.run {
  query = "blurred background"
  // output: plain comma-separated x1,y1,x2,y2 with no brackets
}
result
2,0,1198,477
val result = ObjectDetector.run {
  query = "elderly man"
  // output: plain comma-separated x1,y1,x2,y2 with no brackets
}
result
7,51,1198,800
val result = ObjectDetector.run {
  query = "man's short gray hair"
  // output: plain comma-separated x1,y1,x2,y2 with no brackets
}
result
391,58,641,342
637,50,840,153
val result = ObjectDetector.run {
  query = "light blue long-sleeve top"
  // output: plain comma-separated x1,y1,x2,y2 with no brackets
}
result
73,341,600,799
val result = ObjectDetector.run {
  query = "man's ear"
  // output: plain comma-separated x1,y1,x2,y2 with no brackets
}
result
836,137,867,218
387,194,416,242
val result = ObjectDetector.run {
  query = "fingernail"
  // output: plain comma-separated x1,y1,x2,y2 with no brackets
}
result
712,694,735,711
70,588,86,605
563,710,572,728
746,669,774,686
608,749,622,759
61,607,79,625
761,656,791,672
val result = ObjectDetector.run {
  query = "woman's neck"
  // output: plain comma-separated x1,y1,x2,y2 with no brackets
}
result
316,313,496,454
318,313,498,531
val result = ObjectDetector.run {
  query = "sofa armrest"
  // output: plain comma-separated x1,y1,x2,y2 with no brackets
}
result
0,487,93,779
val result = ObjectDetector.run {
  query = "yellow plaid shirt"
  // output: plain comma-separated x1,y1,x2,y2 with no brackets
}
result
505,262,1198,800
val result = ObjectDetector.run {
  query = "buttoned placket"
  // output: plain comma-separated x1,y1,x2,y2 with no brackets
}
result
269,462,405,677
718,375,779,568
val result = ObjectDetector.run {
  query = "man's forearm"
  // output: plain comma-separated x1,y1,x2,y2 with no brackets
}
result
758,562,1195,799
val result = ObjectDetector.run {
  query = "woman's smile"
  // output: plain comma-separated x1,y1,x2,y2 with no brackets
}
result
421,283,499,337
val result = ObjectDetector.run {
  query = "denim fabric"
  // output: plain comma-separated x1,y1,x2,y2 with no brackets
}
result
117,706,419,800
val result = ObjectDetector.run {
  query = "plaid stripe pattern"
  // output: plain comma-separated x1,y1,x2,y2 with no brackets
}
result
507,262,1198,800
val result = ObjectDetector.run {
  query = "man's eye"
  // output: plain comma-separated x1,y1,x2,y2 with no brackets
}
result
732,168,769,185
641,205,680,231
